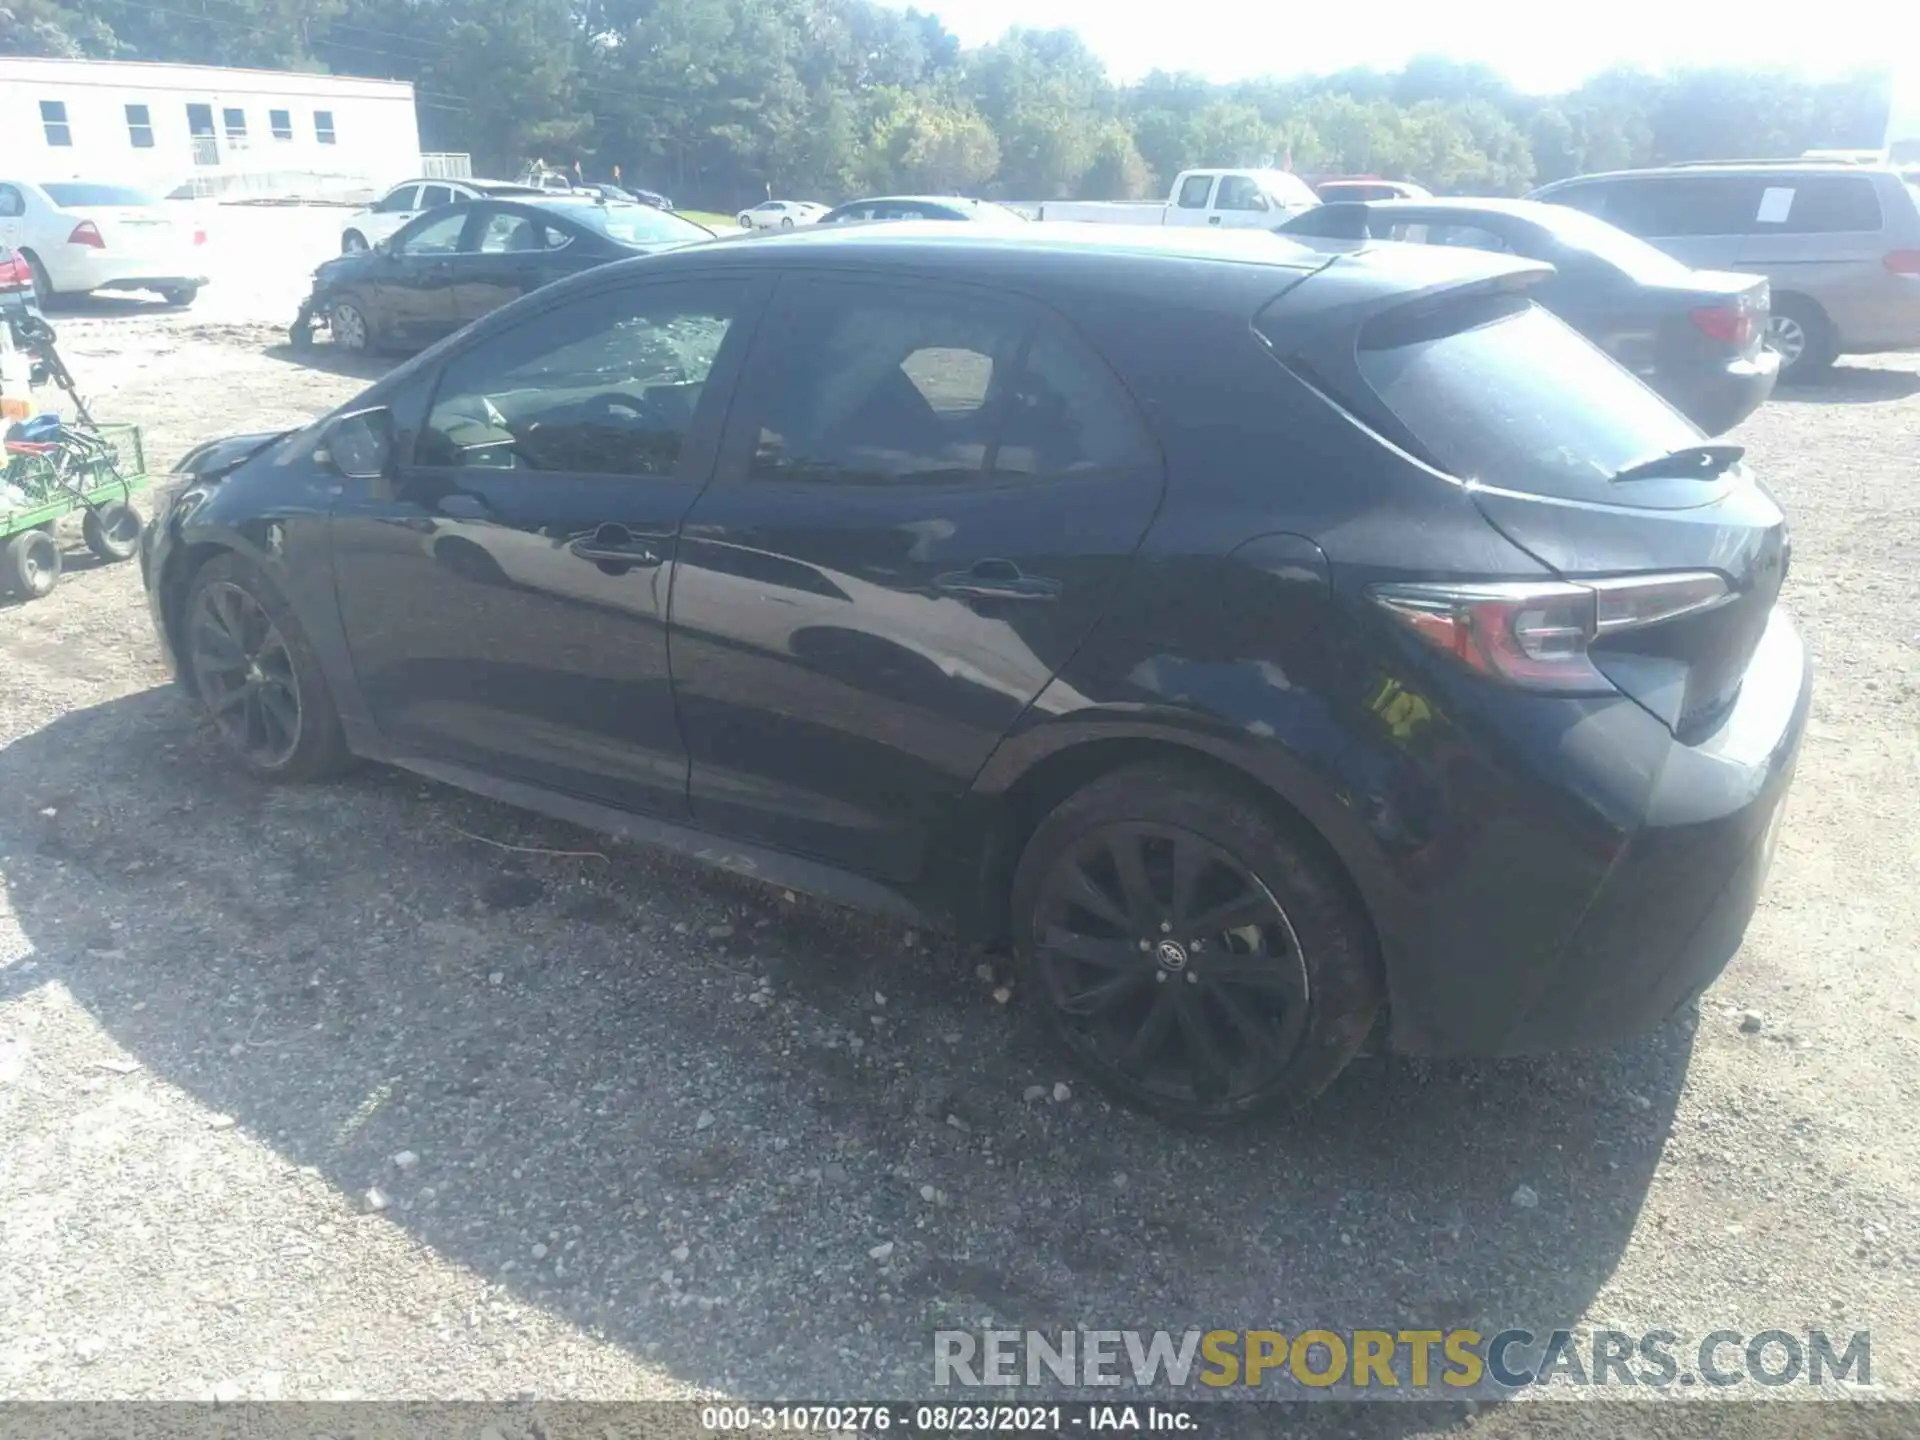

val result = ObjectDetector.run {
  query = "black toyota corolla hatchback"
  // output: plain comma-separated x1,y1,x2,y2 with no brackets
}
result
142,223,1809,1125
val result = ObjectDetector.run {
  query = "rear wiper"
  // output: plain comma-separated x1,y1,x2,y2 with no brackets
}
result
1608,443,1744,484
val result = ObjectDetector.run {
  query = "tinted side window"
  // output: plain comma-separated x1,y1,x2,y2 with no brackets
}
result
418,281,747,477
1177,174,1215,209
746,281,1152,486
420,184,456,211
1758,177,1884,233
476,211,549,252
1603,176,1764,237
0,186,22,219
394,211,468,255
375,186,420,215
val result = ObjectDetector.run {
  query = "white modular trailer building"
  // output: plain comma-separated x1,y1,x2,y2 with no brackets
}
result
0,57,423,201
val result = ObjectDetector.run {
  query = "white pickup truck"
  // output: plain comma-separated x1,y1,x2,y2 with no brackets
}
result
1033,168,1320,228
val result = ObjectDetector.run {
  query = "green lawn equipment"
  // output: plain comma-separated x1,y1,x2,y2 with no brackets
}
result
2,305,151,602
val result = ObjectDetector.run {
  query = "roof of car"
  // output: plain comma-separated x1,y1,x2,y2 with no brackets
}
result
828,196,1002,209
711,220,1324,268
1536,163,1905,187
1321,196,1564,220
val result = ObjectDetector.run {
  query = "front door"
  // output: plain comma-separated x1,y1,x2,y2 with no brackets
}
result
329,274,769,815
367,208,476,346
444,206,583,326
669,275,1165,880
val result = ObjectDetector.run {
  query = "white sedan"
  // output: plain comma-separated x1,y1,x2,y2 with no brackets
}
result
0,179,209,307
339,178,547,254
736,200,828,231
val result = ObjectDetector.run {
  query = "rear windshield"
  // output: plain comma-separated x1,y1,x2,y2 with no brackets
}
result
1353,298,1702,500
1535,205,1696,283
42,183,161,207
550,201,710,245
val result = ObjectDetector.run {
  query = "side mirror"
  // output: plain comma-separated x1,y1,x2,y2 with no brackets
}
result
321,406,394,481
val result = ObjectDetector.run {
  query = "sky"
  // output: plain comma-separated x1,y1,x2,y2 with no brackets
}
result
911,0,1904,93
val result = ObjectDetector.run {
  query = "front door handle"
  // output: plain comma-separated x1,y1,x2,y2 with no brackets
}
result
569,522,661,567
1208,214,1223,226
932,559,1062,603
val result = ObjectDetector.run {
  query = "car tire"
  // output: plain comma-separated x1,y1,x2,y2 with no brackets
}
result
342,230,369,254
158,284,199,308
181,552,350,782
780,216,794,229
329,298,372,354
20,250,55,308
1010,762,1381,1127
1768,295,1837,382
2,528,61,599
82,501,143,562
737,213,754,229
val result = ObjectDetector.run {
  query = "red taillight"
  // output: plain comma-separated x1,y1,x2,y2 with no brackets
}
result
1690,304,1756,347
1373,574,1732,693
67,220,104,249
1885,250,1920,276
193,226,207,246
0,252,30,290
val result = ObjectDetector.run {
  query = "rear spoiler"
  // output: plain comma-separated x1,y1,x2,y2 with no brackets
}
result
1253,249,1555,468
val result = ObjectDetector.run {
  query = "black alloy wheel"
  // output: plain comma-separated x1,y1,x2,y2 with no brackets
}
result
1032,821,1311,1107
1013,764,1381,1125
189,577,305,769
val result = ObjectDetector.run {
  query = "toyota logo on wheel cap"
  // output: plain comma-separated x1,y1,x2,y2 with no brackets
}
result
1155,939,1189,971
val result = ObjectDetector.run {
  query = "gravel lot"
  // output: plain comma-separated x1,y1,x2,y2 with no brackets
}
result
2,216,1917,1426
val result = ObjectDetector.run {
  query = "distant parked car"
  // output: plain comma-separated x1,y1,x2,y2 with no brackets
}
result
572,183,676,211
1035,168,1320,227
738,200,829,230
339,179,548,255
1278,197,1779,435
1314,177,1433,203
294,196,714,353
1529,163,1920,380
817,196,1029,225
0,180,208,307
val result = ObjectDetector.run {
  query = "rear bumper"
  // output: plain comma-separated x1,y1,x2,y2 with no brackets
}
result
1374,605,1810,1057
1656,349,1780,435
1492,607,1808,1051
46,249,208,294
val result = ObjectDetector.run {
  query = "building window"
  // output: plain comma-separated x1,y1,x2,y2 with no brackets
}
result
314,110,337,145
269,108,293,141
223,107,247,143
41,100,72,147
186,103,218,165
126,103,155,149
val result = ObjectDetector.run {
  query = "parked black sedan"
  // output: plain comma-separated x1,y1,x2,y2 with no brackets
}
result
147,224,1806,1125
1278,197,1779,435
291,197,713,354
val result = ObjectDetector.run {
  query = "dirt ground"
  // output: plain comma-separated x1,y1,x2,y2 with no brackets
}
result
2,247,1918,1425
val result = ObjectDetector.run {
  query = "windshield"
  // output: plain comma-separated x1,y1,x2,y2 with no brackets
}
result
1537,206,1696,283
43,183,162,208
1352,299,1704,502
549,202,711,244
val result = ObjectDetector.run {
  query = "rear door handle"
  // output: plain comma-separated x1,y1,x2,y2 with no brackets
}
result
569,522,661,567
932,560,1062,603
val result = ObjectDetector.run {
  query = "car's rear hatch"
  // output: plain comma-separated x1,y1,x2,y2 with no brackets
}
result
1259,256,1789,741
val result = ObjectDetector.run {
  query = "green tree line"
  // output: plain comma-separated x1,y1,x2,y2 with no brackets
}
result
1,0,1894,208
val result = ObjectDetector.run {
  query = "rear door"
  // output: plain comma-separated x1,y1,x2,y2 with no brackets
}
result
668,273,1166,880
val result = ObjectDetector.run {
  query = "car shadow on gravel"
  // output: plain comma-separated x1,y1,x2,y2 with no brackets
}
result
1774,366,1920,405
260,342,393,383
0,689,1694,1421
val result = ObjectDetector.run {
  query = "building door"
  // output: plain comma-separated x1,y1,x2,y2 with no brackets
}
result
186,104,218,166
